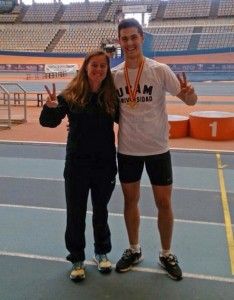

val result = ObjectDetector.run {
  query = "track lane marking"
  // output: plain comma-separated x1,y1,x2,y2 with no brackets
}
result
216,153,234,275
0,175,229,193
1,140,234,153
0,203,226,226
0,251,234,283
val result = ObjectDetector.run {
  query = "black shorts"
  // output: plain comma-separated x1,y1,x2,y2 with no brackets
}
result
117,151,173,186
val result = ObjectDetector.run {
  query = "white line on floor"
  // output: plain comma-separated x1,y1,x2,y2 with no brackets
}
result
0,203,225,226
0,175,221,193
0,250,234,283
1,140,234,153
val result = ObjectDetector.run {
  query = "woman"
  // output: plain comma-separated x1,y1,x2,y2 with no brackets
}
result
39,50,119,282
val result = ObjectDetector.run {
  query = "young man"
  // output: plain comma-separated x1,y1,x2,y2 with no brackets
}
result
112,18,197,281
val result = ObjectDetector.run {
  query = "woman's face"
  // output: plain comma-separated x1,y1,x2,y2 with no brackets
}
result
86,55,108,87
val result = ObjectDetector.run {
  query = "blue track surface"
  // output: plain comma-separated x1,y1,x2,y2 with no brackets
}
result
0,142,233,300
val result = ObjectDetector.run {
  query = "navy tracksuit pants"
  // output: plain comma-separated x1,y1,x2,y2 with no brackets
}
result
64,157,116,263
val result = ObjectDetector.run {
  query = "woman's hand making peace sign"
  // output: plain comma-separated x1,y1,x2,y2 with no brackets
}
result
44,83,58,108
176,72,197,105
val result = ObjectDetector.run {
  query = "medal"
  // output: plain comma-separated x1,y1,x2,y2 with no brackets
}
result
124,59,144,108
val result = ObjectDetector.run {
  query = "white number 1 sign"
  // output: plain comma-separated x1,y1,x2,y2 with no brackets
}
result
209,121,218,137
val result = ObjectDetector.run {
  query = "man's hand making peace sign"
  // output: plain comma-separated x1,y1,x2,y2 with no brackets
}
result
176,72,197,106
44,83,58,108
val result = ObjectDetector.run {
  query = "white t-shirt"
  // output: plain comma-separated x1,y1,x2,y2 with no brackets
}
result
112,57,181,156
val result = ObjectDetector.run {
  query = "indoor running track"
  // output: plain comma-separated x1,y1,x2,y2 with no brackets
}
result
0,141,233,300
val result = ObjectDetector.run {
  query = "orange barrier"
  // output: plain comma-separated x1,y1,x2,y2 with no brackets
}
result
168,115,189,139
189,111,234,141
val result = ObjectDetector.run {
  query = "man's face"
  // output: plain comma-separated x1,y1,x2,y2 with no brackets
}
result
119,27,144,60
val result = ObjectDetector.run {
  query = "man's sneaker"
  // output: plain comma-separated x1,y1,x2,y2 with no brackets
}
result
70,261,85,282
115,248,143,273
159,253,183,281
93,254,112,273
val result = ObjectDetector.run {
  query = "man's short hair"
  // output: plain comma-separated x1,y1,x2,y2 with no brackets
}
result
118,18,144,38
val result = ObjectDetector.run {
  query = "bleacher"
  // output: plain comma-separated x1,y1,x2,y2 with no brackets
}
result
0,24,59,52
0,12,17,22
146,26,194,51
0,0,14,13
218,0,234,17
198,25,234,49
163,0,212,19
53,23,117,54
0,0,233,53
22,3,61,23
60,2,105,22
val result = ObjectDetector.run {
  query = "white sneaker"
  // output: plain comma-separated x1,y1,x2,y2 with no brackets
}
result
94,254,112,273
70,261,85,282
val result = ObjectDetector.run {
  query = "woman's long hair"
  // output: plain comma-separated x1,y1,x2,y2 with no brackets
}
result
61,50,117,116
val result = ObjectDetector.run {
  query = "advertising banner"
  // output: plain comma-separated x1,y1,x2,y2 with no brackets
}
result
122,5,147,13
44,64,78,74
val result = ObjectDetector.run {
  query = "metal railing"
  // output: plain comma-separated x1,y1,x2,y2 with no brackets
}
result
0,85,11,128
0,82,27,129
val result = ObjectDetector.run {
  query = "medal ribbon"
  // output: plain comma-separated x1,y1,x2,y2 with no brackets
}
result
124,59,144,108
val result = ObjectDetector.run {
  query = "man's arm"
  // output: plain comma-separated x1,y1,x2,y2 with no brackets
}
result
176,72,197,106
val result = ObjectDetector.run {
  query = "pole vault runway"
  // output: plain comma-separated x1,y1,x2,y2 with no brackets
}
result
0,141,233,300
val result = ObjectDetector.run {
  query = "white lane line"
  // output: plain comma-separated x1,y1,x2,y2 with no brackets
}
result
0,251,234,283
0,251,68,263
0,175,222,193
0,175,63,181
0,203,225,226
171,148,234,154
0,140,66,146
0,203,65,213
1,140,234,153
